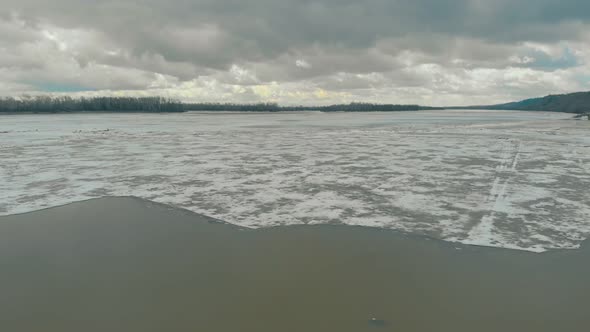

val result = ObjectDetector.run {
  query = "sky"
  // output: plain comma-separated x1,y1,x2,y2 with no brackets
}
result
1,0,590,106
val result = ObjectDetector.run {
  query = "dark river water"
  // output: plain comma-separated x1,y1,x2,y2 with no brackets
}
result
1,197,589,332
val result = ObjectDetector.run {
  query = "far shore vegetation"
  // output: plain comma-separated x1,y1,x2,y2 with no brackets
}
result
1,91,589,114
184,102,444,112
0,96,442,113
0,96,185,113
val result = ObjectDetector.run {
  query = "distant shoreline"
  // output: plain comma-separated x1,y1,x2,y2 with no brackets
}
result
2,91,590,114
0,109,583,116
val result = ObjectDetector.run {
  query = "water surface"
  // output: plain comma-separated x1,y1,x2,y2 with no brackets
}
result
1,197,589,332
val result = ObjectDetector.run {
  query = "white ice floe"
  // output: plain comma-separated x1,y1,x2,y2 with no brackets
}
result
1,110,589,252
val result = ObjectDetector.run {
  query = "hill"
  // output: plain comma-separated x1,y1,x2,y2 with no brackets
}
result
473,91,590,114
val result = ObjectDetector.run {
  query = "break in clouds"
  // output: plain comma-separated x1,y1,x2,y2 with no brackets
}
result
1,0,590,105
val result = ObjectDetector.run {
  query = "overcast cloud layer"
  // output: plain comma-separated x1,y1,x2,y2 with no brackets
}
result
1,0,590,105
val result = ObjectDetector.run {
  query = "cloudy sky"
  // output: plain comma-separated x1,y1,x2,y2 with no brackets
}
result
1,0,590,106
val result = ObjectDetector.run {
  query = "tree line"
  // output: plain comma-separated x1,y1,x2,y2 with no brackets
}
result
3,92,589,114
184,102,282,112
0,96,445,113
184,102,444,112
310,103,443,112
0,96,184,113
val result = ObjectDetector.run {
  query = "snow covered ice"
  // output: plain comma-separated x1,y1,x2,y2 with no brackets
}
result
1,110,589,252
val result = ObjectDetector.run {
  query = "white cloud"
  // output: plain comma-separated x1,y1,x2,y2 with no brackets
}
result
509,55,535,64
295,59,311,69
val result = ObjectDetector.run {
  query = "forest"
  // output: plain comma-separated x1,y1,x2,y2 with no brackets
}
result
0,96,184,113
0,97,442,113
3,93,588,114
184,102,443,112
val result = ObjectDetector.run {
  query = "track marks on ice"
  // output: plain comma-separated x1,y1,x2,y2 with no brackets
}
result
464,140,521,247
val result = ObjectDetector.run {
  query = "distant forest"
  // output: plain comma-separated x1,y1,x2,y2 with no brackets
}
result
0,96,443,113
0,96,184,113
184,102,444,112
1,92,590,114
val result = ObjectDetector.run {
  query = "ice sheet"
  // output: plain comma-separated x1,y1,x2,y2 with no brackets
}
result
1,110,589,252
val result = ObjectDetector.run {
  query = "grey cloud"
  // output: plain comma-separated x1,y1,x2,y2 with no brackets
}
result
1,1,590,103
7,1,590,57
